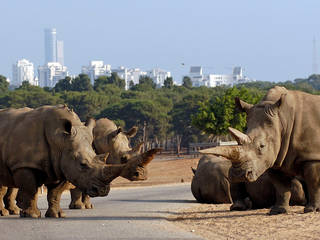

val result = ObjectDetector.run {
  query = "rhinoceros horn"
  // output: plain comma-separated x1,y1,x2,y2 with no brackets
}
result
228,127,251,145
140,148,162,166
199,146,242,163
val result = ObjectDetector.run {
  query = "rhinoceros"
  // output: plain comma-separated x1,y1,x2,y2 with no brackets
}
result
191,155,306,209
0,105,111,218
200,86,320,214
69,118,144,209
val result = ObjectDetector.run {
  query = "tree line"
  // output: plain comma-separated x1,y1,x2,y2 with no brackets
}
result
1,73,320,153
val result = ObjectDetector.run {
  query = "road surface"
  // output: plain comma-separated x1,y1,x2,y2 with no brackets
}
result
0,183,204,240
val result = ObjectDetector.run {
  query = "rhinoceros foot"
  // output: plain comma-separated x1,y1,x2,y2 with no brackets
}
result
268,205,288,215
69,202,85,209
45,207,66,218
20,208,41,218
83,195,94,209
0,208,9,216
230,198,252,211
8,205,20,215
303,205,320,213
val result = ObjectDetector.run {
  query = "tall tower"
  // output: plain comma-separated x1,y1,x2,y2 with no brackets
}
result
312,37,318,74
56,40,64,66
44,28,57,63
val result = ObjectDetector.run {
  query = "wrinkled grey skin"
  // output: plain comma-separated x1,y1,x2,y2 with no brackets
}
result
201,86,320,214
0,105,110,218
191,155,306,210
69,118,143,209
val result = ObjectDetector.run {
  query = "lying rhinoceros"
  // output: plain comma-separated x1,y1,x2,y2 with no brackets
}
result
69,118,144,209
191,155,306,210
0,105,111,218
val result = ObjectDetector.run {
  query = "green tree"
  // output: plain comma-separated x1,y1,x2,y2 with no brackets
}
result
0,75,9,94
182,76,192,89
71,74,93,92
163,77,174,89
54,76,72,92
107,72,126,89
131,76,156,91
192,87,263,139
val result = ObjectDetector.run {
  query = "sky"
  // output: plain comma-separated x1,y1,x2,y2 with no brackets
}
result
1,0,320,83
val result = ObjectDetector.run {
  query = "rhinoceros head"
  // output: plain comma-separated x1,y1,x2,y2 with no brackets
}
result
47,110,110,197
200,95,285,182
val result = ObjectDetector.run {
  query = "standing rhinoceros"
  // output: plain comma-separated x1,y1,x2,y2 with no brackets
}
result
200,86,320,214
191,155,306,209
69,118,144,209
0,105,111,218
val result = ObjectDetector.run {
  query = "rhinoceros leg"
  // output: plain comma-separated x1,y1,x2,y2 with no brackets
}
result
0,186,9,216
69,188,86,209
268,171,291,215
82,193,93,209
4,187,20,215
303,162,320,213
45,181,68,218
230,182,252,211
13,169,41,218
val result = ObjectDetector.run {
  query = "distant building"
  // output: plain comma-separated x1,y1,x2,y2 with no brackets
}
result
81,61,112,85
38,62,68,88
44,28,57,63
112,66,147,90
12,59,37,86
44,28,64,65
188,66,254,87
56,40,64,66
146,68,171,88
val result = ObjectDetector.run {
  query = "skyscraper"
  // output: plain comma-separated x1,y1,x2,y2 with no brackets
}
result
56,40,64,66
12,59,37,86
44,28,57,63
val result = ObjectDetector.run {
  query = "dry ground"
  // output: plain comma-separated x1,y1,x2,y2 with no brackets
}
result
112,154,320,240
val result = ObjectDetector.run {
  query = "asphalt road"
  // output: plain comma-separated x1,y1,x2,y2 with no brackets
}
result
0,183,204,240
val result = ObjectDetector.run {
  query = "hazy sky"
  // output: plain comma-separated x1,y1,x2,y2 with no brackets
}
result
1,0,320,83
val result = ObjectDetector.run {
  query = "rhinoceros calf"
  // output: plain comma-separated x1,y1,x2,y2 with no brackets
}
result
191,155,306,209
69,118,144,209
0,105,111,218
201,86,320,214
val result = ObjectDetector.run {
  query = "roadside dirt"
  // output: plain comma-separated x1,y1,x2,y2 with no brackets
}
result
111,154,200,187
113,154,320,240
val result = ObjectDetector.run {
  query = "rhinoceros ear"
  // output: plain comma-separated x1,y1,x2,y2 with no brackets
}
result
85,117,96,132
235,97,253,113
125,126,138,138
63,119,72,135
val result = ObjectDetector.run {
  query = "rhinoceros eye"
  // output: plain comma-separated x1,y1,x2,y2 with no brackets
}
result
260,144,265,149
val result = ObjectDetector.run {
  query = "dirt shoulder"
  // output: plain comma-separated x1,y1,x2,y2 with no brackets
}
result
111,154,200,188
168,204,320,240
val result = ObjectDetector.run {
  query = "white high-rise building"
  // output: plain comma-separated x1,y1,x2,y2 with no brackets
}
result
188,66,254,87
56,40,64,66
38,62,68,88
44,28,57,63
44,28,64,65
112,67,147,90
81,61,112,85
12,59,37,86
146,68,171,87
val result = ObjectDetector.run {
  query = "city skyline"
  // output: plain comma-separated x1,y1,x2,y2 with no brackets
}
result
1,1,320,83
